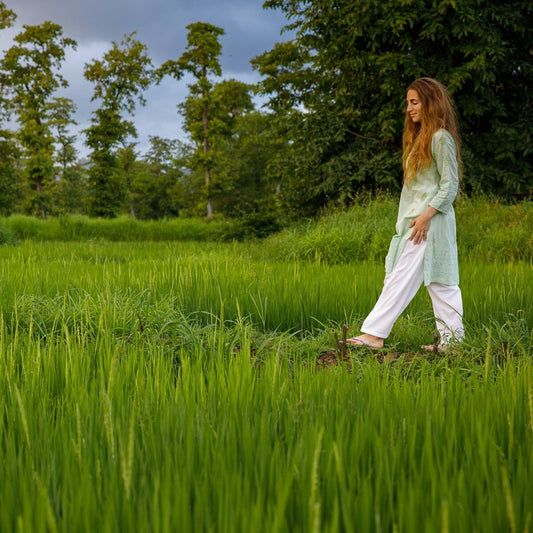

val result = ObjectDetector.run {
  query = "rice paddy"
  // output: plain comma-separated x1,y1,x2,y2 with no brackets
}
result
0,240,531,532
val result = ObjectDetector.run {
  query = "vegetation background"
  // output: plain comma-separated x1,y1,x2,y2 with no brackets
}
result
0,1,531,530
0,196,531,264
0,231,531,532
0,0,530,227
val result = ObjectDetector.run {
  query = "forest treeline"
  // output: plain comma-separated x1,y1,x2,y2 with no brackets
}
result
0,1,530,228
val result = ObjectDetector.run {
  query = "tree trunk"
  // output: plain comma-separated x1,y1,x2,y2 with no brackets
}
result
37,178,46,220
203,92,213,218
34,119,47,220
206,167,213,218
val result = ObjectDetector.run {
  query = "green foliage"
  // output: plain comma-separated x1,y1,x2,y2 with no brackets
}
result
2,197,530,263
53,163,89,215
0,2,15,31
0,21,77,218
131,137,188,219
168,22,224,81
171,22,223,216
85,119,127,218
261,196,533,264
48,97,78,181
0,239,531,532
0,219,17,245
211,79,254,134
456,198,533,262
159,23,257,218
116,143,140,216
0,130,23,215
0,214,247,242
254,0,533,216
84,32,154,112
263,196,399,264
0,3,15,123
212,111,283,220
84,32,154,217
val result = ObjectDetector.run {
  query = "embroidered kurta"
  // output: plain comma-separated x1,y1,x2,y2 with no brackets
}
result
385,129,460,286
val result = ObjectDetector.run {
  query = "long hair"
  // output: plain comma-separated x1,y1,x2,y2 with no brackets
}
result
402,77,462,184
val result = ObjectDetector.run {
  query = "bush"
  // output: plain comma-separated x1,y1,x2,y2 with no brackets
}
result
1,198,530,263
1,215,246,243
261,196,532,264
0,220,18,246
262,197,398,264
455,198,533,262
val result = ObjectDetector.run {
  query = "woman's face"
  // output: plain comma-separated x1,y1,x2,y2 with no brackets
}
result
406,89,422,123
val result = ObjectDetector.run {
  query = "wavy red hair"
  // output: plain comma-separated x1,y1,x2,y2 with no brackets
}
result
402,77,462,184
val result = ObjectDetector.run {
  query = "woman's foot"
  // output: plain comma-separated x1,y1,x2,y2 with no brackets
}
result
346,334,384,350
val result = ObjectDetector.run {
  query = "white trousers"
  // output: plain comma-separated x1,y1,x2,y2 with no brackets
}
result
361,239,464,344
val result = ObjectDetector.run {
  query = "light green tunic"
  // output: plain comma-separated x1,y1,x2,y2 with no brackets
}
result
385,129,460,286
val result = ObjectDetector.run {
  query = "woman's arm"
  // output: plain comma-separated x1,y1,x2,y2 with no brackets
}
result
428,130,459,214
409,130,459,245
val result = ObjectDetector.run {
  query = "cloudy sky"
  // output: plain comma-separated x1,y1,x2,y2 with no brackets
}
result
0,0,291,157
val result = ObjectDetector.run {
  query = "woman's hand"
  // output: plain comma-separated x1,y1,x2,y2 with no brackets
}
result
409,206,438,245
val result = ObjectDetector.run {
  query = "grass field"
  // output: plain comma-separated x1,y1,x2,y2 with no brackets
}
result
1,240,532,532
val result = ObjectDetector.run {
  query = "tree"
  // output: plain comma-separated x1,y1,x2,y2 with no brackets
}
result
0,1,16,117
48,97,87,214
132,137,187,219
193,79,254,199
0,130,23,215
1,21,76,218
211,79,255,135
159,22,225,218
53,161,88,215
49,97,78,175
116,143,140,217
0,2,21,215
213,111,283,224
0,2,15,31
84,32,154,217
253,0,533,216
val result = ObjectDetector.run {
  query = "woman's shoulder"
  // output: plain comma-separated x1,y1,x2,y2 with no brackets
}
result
431,128,456,152
432,128,453,142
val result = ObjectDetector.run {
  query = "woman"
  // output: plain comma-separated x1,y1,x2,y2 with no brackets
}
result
347,77,464,352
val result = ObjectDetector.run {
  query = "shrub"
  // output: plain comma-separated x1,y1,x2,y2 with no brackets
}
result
0,220,18,246
455,198,533,262
1,198,530,263
1,215,247,243
262,196,532,264
262,197,398,264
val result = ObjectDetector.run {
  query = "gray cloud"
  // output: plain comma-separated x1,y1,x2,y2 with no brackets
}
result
1,0,290,155
8,0,288,70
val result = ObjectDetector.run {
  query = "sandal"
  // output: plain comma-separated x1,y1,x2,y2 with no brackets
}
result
346,337,383,350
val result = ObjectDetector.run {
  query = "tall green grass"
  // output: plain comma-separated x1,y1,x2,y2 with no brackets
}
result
0,241,530,340
0,214,246,242
1,198,531,264
0,240,531,532
262,197,532,264
1,312,532,532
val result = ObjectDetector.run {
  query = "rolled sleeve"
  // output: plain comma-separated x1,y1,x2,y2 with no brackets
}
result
428,130,459,214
